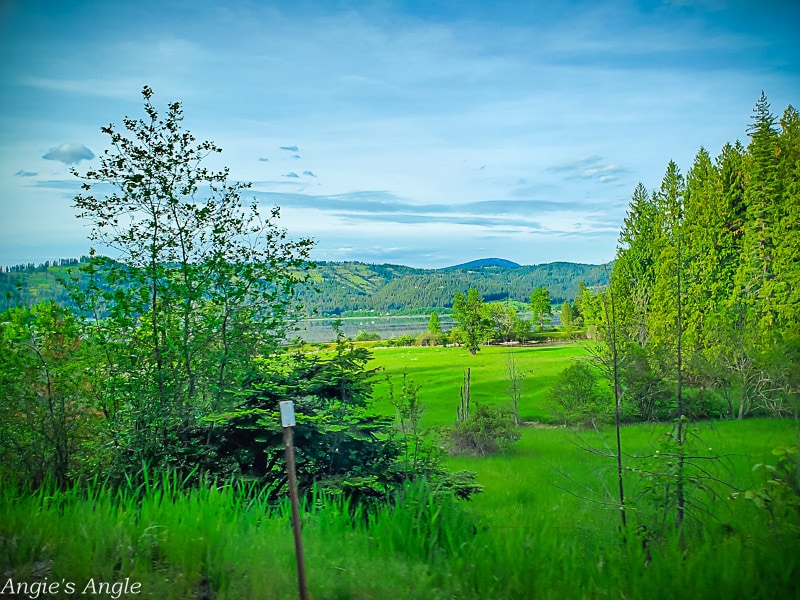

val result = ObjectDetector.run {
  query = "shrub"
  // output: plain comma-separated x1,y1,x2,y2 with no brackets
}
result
446,403,520,456
389,334,417,347
416,332,441,346
550,361,605,426
355,330,381,341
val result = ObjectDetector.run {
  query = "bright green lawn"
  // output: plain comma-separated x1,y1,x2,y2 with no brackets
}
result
368,342,587,424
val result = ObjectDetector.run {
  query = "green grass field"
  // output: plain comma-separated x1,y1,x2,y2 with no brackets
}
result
2,342,797,598
368,342,588,424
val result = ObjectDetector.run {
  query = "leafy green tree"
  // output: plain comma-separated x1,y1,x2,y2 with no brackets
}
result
572,280,588,325
0,302,100,486
560,300,574,336
422,311,443,345
512,315,532,343
529,286,552,331
428,311,442,334
71,86,313,478
486,302,517,343
452,289,490,354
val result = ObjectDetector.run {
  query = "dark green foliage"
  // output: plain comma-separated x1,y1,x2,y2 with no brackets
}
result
292,260,611,316
4,259,611,320
200,329,400,501
619,344,673,421
200,328,479,504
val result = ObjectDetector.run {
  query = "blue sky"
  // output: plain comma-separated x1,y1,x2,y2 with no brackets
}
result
1,0,798,268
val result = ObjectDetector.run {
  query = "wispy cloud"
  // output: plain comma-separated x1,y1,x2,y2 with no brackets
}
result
547,156,626,183
29,179,83,191
252,190,614,235
14,170,37,177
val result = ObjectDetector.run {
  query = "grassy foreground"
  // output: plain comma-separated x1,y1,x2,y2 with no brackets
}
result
1,343,798,599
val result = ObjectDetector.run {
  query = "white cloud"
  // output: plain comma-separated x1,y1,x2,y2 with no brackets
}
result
42,143,95,164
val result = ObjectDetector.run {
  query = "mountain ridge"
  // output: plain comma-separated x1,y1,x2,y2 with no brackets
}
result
2,257,611,317
442,258,522,270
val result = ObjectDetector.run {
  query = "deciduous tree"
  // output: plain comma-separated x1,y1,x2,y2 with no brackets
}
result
452,289,490,354
71,86,314,476
529,286,552,331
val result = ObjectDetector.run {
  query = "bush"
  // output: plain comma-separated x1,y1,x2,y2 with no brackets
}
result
620,344,673,421
416,332,442,346
550,361,605,426
355,330,381,341
389,334,417,347
446,403,520,456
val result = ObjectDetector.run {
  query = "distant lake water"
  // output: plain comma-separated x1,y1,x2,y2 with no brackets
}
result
296,315,456,343
294,311,558,343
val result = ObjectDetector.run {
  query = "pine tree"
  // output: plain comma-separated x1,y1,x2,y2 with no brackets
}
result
774,105,800,330
612,182,659,349
736,92,781,330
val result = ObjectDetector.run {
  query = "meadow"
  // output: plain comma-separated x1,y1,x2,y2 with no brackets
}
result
368,342,587,424
1,343,797,599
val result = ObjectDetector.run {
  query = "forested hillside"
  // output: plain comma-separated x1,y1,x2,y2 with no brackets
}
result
3,258,610,316
297,260,609,314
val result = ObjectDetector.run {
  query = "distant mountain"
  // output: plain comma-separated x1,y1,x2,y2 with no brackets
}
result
2,258,611,317
295,260,610,316
443,258,522,270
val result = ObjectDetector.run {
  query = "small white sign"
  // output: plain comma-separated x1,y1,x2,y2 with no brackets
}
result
279,401,296,427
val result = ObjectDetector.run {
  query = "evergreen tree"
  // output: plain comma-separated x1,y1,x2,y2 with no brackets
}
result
611,182,659,349
649,161,686,378
560,300,574,335
736,91,781,331
774,105,800,330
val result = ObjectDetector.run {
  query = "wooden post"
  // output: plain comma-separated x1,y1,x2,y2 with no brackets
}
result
280,401,309,600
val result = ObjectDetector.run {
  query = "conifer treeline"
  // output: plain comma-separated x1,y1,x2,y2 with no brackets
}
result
3,256,92,273
604,93,798,419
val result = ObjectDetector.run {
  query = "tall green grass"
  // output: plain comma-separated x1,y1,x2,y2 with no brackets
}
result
2,447,797,599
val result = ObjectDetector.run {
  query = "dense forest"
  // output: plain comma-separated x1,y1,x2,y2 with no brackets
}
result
581,92,799,422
